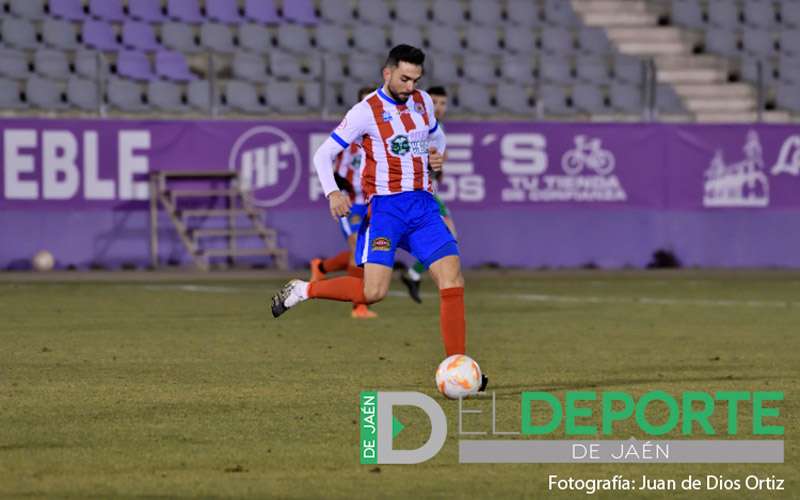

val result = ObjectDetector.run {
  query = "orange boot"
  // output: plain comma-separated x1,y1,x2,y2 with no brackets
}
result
351,304,378,319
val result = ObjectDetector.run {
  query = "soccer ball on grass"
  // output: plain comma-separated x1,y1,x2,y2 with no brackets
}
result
435,354,482,399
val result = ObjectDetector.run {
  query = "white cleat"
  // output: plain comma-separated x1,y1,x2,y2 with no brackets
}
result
271,279,308,318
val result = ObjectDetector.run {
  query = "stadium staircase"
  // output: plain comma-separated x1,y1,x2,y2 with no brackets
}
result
149,170,288,270
572,0,791,122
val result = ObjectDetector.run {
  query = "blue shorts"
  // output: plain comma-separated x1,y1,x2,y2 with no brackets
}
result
339,203,367,240
355,191,459,269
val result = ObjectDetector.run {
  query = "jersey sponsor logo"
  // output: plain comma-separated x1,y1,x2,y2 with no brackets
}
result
371,236,392,251
390,135,412,156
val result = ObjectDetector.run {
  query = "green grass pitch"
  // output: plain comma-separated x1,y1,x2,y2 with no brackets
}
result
0,270,797,499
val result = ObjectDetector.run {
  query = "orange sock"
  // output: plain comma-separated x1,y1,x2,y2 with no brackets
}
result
321,250,350,273
347,266,366,308
308,276,367,304
347,265,364,278
440,287,466,356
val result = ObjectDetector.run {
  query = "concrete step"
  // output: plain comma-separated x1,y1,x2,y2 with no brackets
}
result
656,54,729,70
684,98,756,113
694,110,794,122
606,26,685,43
616,40,690,55
572,0,650,14
581,11,659,26
673,83,754,99
658,67,729,84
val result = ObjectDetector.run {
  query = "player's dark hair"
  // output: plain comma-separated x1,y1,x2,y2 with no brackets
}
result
385,44,425,69
428,86,447,97
358,86,373,100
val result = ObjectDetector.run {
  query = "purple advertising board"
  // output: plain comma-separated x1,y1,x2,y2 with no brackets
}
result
1,118,799,269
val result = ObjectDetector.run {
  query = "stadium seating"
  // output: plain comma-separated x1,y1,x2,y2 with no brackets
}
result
0,0,794,119
9,0,48,20
42,18,81,50
67,75,100,110
666,0,800,116
128,0,168,23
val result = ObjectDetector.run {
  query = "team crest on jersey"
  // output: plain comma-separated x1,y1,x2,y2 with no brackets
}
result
371,237,392,251
414,102,425,114
382,111,392,122
389,135,411,156
351,155,362,169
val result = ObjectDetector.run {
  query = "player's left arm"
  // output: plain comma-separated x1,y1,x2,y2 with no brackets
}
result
423,91,447,170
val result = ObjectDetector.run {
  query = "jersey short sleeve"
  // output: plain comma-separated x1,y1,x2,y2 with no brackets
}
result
420,90,439,134
330,102,371,148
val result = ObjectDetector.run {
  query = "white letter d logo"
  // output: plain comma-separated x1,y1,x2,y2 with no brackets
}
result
377,392,447,464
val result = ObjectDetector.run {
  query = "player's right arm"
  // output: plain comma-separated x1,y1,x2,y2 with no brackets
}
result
313,103,369,219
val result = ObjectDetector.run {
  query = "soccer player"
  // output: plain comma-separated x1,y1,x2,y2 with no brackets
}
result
271,45,487,389
310,87,377,319
401,86,457,302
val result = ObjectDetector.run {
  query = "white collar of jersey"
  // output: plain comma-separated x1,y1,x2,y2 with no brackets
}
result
377,87,406,106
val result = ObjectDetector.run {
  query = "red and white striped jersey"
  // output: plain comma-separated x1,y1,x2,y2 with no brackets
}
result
329,88,442,201
333,143,365,204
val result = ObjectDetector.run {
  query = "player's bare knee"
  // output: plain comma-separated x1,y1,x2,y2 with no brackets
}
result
363,284,387,304
438,272,464,290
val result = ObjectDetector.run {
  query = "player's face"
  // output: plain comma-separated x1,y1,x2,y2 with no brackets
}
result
431,94,448,121
383,62,423,102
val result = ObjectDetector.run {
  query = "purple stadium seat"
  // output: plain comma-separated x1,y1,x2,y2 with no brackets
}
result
122,21,162,51
283,0,318,25
206,0,244,24
244,0,280,24
167,0,204,24
129,0,167,23
117,50,155,81
50,0,87,21
83,20,122,51
155,51,196,82
89,0,125,22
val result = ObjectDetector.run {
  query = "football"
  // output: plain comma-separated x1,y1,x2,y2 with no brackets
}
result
32,250,55,272
435,354,482,399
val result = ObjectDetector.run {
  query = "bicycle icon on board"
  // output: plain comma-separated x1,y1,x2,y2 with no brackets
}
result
561,135,616,176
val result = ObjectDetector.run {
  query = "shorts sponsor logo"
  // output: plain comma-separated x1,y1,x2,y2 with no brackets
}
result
371,237,392,251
